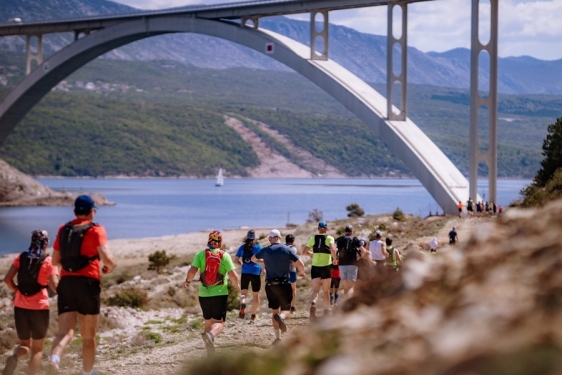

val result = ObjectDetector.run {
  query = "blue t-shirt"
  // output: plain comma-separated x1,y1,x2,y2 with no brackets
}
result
235,243,263,275
254,243,299,279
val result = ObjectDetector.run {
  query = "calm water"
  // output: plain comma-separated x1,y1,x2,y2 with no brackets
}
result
0,178,528,254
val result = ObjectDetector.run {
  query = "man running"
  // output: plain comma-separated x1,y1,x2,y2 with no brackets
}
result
252,230,305,345
47,195,115,375
457,201,463,218
285,234,298,313
334,224,362,299
449,227,459,244
369,230,389,273
2,230,59,375
183,230,240,355
234,229,262,323
303,221,337,320
467,198,474,218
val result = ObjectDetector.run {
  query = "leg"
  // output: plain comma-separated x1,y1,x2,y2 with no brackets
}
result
239,289,248,318
79,314,99,373
321,278,331,312
14,339,31,359
310,278,321,305
290,282,297,309
50,312,78,358
27,338,45,375
206,318,225,338
251,291,260,316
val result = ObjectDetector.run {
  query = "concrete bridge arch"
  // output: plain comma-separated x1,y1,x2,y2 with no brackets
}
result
0,15,471,213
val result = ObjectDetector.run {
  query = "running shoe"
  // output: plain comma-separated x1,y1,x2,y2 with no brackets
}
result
238,303,246,319
290,306,296,313
2,355,17,375
45,361,58,375
309,304,317,321
272,338,282,345
273,314,287,333
201,332,215,355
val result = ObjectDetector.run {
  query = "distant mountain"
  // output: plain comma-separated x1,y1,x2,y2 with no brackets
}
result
1,0,562,94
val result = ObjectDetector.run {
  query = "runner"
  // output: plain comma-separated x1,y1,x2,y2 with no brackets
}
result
285,234,298,313
485,201,491,217
369,230,389,274
467,198,474,218
252,230,305,345
492,202,497,216
457,201,463,218
47,195,115,375
334,224,362,299
303,221,337,320
355,237,374,290
429,236,439,254
330,262,341,306
234,229,262,323
183,230,240,355
385,238,402,269
449,227,459,244
2,230,59,375
498,205,503,215
476,201,482,218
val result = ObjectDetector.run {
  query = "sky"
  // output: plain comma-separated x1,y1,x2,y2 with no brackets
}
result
111,0,562,61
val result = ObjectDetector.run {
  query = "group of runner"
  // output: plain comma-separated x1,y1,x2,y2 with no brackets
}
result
2,195,114,375
458,198,503,218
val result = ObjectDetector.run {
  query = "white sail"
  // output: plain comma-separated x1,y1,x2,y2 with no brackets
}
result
215,168,224,186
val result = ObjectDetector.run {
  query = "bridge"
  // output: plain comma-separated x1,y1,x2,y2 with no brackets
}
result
0,0,499,213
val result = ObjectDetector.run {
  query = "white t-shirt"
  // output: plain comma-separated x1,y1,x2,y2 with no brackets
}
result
429,237,438,250
369,240,386,261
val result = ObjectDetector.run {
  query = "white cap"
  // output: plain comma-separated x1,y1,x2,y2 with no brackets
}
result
269,229,281,238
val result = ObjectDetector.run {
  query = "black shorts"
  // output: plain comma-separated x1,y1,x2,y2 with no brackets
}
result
240,273,261,292
14,307,49,340
330,278,341,289
265,282,292,311
199,295,228,321
311,265,331,280
467,207,473,212
57,276,101,316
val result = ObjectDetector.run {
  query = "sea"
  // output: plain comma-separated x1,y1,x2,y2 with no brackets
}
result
0,178,528,255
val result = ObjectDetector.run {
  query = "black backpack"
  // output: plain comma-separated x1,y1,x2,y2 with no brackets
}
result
313,235,330,254
242,243,254,264
17,252,48,296
336,235,360,262
59,222,99,272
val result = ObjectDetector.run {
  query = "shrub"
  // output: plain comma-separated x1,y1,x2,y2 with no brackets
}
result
145,332,162,344
227,282,240,311
148,250,170,274
107,287,148,308
346,203,365,217
392,208,405,222
307,208,324,223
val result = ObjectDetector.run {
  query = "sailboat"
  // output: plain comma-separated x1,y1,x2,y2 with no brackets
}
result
215,168,224,187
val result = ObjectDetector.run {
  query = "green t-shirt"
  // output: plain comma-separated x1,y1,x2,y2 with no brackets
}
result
192,249,236,297
306,235,334,267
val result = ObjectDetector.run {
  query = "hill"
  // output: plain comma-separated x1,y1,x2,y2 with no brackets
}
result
1,0,562,94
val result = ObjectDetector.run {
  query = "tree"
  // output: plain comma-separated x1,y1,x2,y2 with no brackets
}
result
148,250,170,274
346,203,365,217
535,117,562,187
307,208,324,223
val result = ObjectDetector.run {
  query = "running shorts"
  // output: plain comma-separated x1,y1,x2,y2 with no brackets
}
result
199,295,228,321
14,307,49,340
330,278,341,289
265,282,292,310
57,276,101,316
311,265,331,280
458,208,462,212
289,271,297,283
339,265,358,281
240,273,261,292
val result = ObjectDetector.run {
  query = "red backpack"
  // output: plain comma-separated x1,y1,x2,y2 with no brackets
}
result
200,249,225,287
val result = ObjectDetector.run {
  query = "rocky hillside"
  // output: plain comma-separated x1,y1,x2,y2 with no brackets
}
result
0,158,111,206
1,0,562,94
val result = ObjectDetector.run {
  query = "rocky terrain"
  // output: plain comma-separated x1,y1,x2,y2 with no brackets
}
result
0,158,111,206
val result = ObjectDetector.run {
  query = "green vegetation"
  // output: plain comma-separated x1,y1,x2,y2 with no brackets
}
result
107,287,148,308
392,207,406,222
148,250,170,274
519,118,562,207
0,51,556,178
346,203,365,217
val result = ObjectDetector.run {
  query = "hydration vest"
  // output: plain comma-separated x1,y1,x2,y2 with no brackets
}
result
200,249,225,287
313,235,330,254
17,252,48,296
59,221,99,272
336,235,359,262
242,244,254,264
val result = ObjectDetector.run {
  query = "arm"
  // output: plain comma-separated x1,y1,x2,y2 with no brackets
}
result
303,246,312,256
51,250,61,268
330,242,337,265
48,274,59,293
396,249,403,263
3,265,18,293
382,243,389,258
182,265,199,288
234,256,242,266
98,244,115,274
294,259,305,277
227,270,241,291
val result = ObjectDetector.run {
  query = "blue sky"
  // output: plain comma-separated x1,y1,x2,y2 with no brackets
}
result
113,0,562,61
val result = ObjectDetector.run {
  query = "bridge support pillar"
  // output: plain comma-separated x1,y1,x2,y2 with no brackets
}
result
469,0,498,204
387,2,408,121
25,34,43,75
241,16,260,29
310,10,329,61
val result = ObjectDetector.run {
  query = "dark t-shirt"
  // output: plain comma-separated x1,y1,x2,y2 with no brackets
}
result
254,243,299,279
449,230,458,243
335,235,361,266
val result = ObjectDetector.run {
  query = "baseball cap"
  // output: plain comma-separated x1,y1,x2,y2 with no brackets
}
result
344,224,353,232
269,229,281,238
74,195,98,211
246,229,256,240
375,230,382,237
318,221,328,229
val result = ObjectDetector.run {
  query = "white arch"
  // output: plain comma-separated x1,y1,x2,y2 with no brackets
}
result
0,16,470,213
